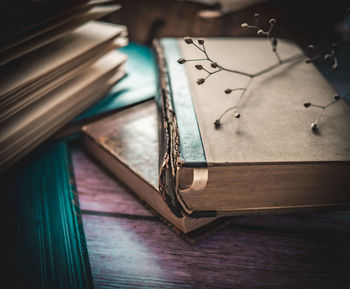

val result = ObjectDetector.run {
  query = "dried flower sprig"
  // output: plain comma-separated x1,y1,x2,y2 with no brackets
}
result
177,13,305,129
306,43,339,70
303,93,348,131
241,13,281,63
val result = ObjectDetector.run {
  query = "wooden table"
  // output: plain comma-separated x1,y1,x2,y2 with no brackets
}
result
71,143,350,289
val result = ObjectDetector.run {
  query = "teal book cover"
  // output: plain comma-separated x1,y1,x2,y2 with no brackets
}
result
3,142,93,289
56,42,157,139
76,42,155,121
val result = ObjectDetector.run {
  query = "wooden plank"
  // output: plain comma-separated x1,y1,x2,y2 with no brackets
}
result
71,144,153,217
72,145,350,289
82,214,350,289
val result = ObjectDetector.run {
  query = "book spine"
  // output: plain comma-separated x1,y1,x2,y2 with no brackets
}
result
153,39,184,218
154,39,218,219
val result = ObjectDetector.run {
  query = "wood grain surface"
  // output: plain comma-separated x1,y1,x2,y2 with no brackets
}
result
71,143,350,289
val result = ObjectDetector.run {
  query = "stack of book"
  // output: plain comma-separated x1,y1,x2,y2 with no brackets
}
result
82,37,350,235
0,0,128,172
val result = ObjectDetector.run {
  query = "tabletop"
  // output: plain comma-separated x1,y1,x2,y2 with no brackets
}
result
71,142,350,289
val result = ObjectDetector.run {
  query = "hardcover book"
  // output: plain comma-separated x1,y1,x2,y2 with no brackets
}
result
154,37,350,218
82,100,217,233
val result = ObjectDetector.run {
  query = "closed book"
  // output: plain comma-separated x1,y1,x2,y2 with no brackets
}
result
154,37,350,218
82,100,218,234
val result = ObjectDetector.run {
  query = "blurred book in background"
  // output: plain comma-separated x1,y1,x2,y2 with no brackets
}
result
0,0,128,172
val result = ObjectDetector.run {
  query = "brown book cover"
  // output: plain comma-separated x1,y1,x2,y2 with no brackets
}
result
81,100,230,237
154,37,350,218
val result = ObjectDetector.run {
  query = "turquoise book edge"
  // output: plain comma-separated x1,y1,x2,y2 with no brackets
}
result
160,38,207,166
3,142,93,289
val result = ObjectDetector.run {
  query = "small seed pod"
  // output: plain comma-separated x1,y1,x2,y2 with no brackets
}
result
184,37,193,44
235,113,240,118
257,30,265,36
324,54,332,60
214,119,221,129
334,94,340,100
225,88,232,94
304,102,311,108
177,58,186,64
211,62,218,68
308,44,315,50
197,78,205,85
269,18,276,25
198,39,205,45
254,13,260,19
195,64,203,70
241,23,249,28
311,122,318,130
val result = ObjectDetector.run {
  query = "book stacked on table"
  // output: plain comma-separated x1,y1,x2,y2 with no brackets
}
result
0,0,128,172
82,37,350,235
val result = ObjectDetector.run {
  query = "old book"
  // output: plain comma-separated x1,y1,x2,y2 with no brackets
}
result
0,50,126,172
0,4,121,65
82,100,217,233
154,37,350,218
0,21,127,123
0,0,116,53
3,141,93,289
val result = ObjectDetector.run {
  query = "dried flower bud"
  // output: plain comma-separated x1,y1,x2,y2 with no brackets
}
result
177,58,186,64
269,18,276,25
257,29,265,36
311,122,318,130
305,59,312,64
324,54,332,60
225,88,232,94
332,43,338,50
198,39,205,45
197,78,205,85
214,119,221,129
334,94,340,100
241,23,249,28
254,13,260,19
211,62,218,68
195,64,203,70
308,44,315,50
304,102,311,108
184,37,193,44
235,113,240,118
